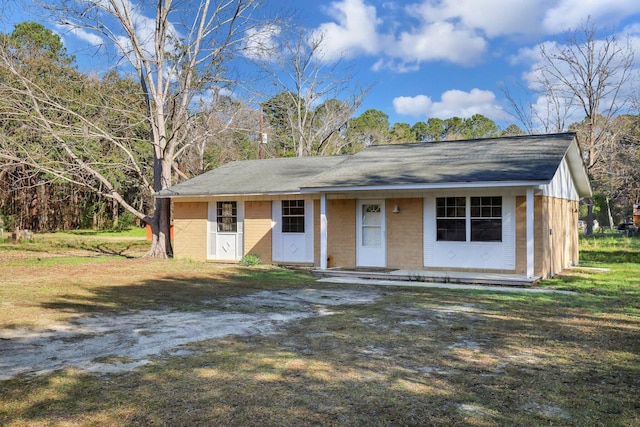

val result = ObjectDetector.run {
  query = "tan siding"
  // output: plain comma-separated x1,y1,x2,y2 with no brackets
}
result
543,197,579,276
535,195,546,277
173,202,208,261
514,195,578,278
327,199,356,268
386,198,423,269
244,201,272,262
515,195,547,277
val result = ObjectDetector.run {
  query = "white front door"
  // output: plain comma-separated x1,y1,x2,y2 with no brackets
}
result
208,201,244,261
357,200,386,267
272,199,314,263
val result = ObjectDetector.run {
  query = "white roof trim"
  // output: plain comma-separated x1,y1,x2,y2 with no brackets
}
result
155,191,305,199
300,180,549,194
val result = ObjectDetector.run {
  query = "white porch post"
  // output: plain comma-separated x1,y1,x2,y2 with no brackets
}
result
320,193,328,270
526,187,535,278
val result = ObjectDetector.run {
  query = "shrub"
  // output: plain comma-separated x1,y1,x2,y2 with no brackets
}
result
239,254,261,266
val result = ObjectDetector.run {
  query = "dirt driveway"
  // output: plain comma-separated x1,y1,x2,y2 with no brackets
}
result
0,288,380,380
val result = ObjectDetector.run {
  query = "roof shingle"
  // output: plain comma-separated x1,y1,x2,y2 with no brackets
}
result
156,133,589,197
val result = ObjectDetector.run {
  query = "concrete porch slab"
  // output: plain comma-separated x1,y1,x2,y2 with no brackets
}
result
312,268,540,287
316,276,574,294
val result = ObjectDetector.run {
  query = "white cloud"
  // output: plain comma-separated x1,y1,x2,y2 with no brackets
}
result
410,0,546,37
395,21,487,66
542,0,640,34
60,0,181,64
393,89,510,121
312,0,380,62
59,25,104,46
393,95,432,116
313,0,640,71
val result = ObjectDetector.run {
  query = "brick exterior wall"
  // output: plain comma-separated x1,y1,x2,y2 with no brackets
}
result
173,202,208,261
173,194,578,277
244,201,272,262
327,199,356,268
386,198,423,269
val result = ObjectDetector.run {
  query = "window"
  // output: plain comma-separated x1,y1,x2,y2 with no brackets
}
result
436,196,503,242
470,197,502,241
436,197,466,241
362,203,382,246
217,201,237,232
282,200,305,233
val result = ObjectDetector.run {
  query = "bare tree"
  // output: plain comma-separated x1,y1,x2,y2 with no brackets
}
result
255,27,371,157
1,0,276,257
533,19,635,235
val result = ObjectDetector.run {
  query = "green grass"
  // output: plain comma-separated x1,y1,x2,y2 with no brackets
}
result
0,229,149,262
0,234,638,426
578,234,640,264
64,227,148,238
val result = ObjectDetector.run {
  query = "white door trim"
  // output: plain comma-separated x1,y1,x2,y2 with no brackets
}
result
208,201,244,261
272,199,314,263
356,199,386,267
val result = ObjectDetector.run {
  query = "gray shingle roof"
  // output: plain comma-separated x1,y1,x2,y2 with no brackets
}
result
303,133,575,189
156,156,346,197
156,133,590,198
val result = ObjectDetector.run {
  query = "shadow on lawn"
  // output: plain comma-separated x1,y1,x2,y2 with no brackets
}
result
4,252,638,426
39,268,317,315
4,286,640,426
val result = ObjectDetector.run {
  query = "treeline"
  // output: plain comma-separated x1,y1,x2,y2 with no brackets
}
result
1,22,638,233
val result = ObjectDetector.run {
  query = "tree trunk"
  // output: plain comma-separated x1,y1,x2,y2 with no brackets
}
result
145,197,173,258
585,199,594,236
606,197,614,230
112,199,119,229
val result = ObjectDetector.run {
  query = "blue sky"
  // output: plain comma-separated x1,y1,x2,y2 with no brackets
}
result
3,0,640,129
269,0,640,128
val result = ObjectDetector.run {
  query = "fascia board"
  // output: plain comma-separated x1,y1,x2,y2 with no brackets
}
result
154,191,305,199
299,180,549,194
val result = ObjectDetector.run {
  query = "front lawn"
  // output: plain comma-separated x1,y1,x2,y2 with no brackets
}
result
0,233,638,426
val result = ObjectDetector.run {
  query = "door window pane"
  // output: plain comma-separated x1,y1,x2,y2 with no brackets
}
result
217,201,237,232
362,204,382,246
282,200,305,233
362,226,381,246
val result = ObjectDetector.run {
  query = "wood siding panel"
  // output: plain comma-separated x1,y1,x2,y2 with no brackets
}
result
515,195,578,278
544,197,579,276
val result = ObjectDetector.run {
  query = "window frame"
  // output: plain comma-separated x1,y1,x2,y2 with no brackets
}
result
216,201,237,232
281,200,305,233
436,196,503,243
436,197,466,242
470,196,502,242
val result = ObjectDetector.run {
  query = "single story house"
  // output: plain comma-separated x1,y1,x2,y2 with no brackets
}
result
156,133,591,279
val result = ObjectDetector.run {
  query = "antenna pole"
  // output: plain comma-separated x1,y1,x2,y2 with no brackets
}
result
259,105,263,160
